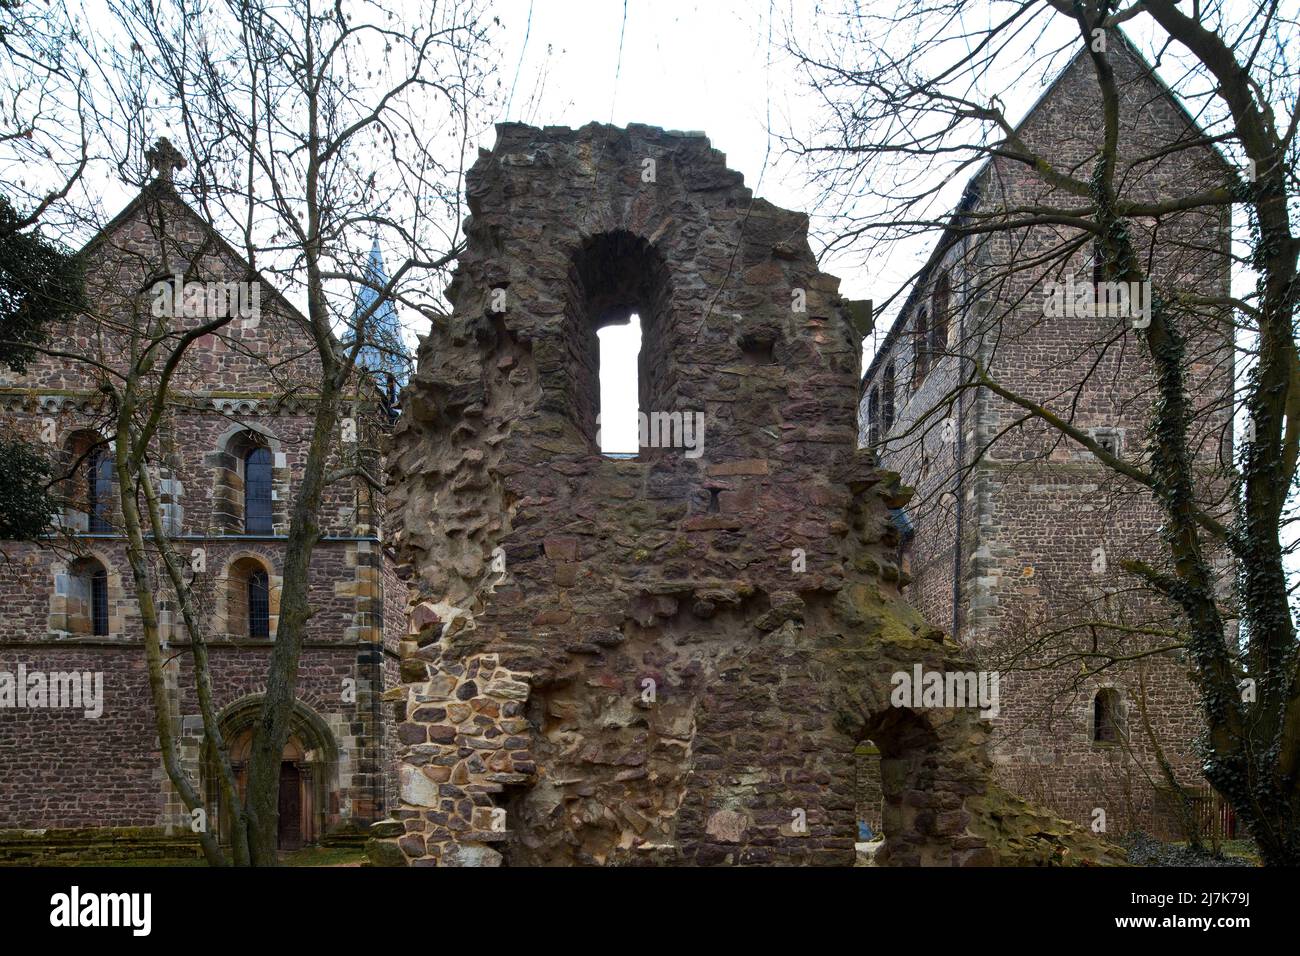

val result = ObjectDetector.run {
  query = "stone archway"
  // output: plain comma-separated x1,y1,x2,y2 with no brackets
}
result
206,697,338,850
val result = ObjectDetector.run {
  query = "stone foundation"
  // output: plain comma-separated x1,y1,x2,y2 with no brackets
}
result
0,827,203,866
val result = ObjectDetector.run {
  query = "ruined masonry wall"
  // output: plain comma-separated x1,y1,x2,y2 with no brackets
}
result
374,122,1123,867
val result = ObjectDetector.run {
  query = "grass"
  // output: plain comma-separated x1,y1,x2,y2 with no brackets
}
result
1215,839,1262,865
63,844,368,867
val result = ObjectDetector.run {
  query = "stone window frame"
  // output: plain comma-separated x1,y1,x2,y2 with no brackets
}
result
1090,685,1127,746
208,422,289,535
60,428,117,534
213,551,282,641
561,230,675,458
912,307,930,388
49,551,127,638
1088,428,1124,461
866,386,881,448
881,361,896,432
930,270,952,360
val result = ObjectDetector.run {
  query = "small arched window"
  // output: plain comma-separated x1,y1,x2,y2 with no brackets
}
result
91,566,109,636
247,568,270,638
1093,688,1124,743
882,362,896,432
244,447,273,534
66,556,110,636
913,308,930,386
565,231,672,456
931,271,951,358
867,387,881,447
87,446,113,533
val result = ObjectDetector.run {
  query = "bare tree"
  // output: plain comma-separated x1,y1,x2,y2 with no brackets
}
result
116,0,495,865
786,0,1300,863
2,0,495,865
0,0,95,538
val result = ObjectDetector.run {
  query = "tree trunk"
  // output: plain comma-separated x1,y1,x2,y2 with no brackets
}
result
114,398,229,866
243,382,342,864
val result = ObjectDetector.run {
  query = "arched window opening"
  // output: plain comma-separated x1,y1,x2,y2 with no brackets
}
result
87,446,113,533
65,556,110,636
564,231,673,457
1092,688,1124,743
244,446,273,534
597,315,641,456
213,429,278,534
882,362,896,432
248,567,270,638
913,309,930,386
227,557,273,639
91,566,109,636
931,271,951,358
867,387,881,447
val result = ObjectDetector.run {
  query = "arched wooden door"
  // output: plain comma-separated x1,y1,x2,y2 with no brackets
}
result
278,762,303,849
223,729,317,849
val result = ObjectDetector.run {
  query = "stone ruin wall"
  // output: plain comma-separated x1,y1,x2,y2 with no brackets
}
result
370,122,1124,867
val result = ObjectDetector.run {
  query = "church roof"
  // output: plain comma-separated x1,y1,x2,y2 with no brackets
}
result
860,27,1234,392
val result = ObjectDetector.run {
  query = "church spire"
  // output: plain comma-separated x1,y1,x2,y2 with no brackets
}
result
354,235,408,396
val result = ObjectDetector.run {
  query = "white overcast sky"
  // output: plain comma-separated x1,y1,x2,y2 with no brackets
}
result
489,0,866,288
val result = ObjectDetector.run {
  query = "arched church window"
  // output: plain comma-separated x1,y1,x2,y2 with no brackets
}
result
244,446,273,534
882,362,896,431
91,566,109,636
913,309,930,386
87,446,113,533
247,567,270,637
867,387,881,447
932,271,951,357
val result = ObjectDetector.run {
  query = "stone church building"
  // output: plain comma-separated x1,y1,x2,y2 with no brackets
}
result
858,35,1234,836
0,152,403,862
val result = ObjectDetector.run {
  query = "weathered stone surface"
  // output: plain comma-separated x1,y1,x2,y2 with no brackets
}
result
441,843,504,867
399,766,440,808
705,810,749,843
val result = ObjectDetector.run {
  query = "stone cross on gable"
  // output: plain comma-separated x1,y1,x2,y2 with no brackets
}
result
146,137,187,183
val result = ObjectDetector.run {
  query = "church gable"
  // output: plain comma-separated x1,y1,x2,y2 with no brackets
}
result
68,182,320,398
